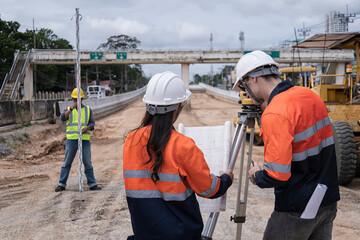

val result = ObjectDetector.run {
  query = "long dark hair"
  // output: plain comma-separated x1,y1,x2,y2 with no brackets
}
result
135,109,176,182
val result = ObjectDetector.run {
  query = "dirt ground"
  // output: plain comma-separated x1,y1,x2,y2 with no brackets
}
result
0,93,359,240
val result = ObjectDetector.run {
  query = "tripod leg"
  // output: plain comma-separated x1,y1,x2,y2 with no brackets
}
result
202,117,247,239
234,133,246,239
202,212,219,240
235,122,256,240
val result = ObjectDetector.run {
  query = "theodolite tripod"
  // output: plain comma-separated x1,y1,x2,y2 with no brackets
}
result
202,95,262,240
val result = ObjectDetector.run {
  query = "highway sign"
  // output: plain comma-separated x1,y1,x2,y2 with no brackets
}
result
90,52,103,60
117,52,127,60
244,51,280,58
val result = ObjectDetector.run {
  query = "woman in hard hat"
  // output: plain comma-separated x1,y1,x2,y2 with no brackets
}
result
55,88,101,192
123,71,233,240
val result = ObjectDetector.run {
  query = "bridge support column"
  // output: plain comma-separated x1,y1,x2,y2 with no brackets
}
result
24,64,34,100
181,63,190,89
181,63,191,108
335,63,345,84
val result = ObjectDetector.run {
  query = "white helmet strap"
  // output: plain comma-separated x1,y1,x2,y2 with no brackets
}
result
146,103,179,115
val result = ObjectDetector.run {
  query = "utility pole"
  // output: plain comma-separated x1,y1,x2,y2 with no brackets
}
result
344,4,356,32
239,31,245,50
297,23,311,40
210,33,213,85
33,18,37,94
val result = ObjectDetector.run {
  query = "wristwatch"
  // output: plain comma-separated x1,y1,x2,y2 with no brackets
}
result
251,172,257,184
70,107,74,111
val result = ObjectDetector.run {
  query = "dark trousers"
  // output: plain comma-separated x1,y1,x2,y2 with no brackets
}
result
263,202,337,240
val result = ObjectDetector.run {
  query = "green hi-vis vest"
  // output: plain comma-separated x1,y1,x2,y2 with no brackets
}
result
66,106,91,140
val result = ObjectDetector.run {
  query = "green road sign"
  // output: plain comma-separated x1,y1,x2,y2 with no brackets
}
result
90,52,103,60
117,52,127,60
244,50,280,58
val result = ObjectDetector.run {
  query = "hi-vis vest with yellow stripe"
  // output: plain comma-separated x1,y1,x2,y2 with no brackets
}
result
66,106,90,140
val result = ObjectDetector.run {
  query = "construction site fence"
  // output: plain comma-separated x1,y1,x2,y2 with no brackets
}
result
36,91,72,100
198,83,240,103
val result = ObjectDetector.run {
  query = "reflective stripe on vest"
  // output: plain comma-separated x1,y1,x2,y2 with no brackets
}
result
124,170,194,201
66,106,90,140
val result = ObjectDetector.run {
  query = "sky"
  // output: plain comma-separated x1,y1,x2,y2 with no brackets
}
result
1,0,360,80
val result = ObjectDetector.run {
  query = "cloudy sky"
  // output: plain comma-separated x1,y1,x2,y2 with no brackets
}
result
1,0,360,78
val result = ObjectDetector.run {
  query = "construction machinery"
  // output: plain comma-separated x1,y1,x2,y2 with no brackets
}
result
308,73,360,185
294,32,360,185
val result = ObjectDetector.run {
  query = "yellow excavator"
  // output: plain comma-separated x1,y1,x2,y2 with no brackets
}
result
293,32,360,185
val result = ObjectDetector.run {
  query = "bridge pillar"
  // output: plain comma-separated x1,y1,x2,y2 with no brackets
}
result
24,64,34,100
181,63,191,108
335,63,345,84
326,63,345,84
181,63,190,89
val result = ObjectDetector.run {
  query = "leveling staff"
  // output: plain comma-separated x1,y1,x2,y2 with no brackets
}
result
233,51,340,240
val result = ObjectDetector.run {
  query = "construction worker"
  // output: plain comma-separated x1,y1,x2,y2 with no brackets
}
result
233,50,340,239
55,88,101,192
123,71,233,240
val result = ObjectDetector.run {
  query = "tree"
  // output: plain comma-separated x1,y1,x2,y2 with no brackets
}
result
0,19,27,83
97,35,145,92
0,18,74,92
97,34,140,50
24,28,73,91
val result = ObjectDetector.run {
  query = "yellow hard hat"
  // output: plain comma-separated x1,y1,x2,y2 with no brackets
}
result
71,88,84,98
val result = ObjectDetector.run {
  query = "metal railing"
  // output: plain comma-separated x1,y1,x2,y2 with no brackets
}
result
10,50,32,100
8,50,20,80
0,50,20,100
0,73,9,99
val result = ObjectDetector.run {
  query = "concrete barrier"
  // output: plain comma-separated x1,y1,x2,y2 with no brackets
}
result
58,86,146,119
0,87,146,133
198,83,240,103
0,100,57,131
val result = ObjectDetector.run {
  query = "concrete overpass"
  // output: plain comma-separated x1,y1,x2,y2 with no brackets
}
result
4,48,356,100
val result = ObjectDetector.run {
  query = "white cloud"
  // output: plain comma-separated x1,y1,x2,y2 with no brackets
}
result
86,16,149,36
176,22,209,41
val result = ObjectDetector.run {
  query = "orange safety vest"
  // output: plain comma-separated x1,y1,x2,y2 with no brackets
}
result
123,126,220,200
260,86,334,181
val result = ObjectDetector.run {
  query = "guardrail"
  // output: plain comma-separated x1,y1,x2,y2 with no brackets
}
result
7,50,20,81
198,83,240,103
10,50,31,100
58,86,146,119
0,50,20,99
0,73,9,99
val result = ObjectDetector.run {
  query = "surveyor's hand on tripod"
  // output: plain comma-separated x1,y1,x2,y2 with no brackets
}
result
220,169,234,181
248,161,261,184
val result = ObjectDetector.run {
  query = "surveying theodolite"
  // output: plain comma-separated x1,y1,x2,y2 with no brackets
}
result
202,92,262,240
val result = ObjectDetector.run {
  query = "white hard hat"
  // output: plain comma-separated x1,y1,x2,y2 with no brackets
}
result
143,71,191,115
233,50,280,91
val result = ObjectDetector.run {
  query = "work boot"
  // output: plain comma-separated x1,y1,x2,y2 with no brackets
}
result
90,185,101,191
55,186,65,192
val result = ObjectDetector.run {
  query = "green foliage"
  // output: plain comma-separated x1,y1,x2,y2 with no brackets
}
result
23,132,30,139
95,34,147,92
97,34,140,50
195,65,235,89
0,20,26,80
0,18,74,91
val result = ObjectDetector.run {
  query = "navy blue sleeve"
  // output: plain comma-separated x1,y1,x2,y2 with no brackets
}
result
60,108,68,122
255,170,287,188
88,108,95,130
210,174,232,199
